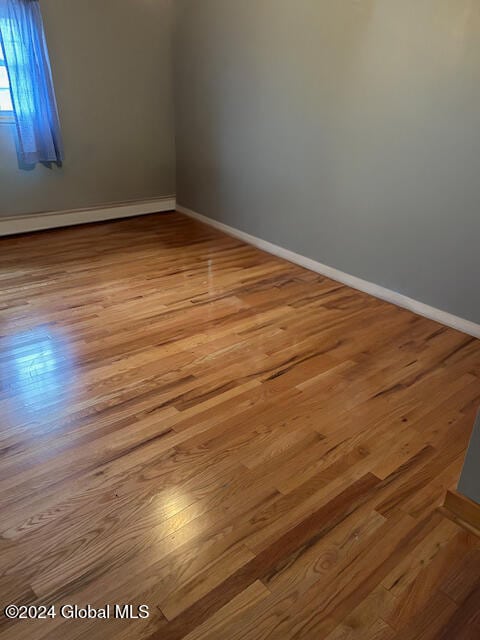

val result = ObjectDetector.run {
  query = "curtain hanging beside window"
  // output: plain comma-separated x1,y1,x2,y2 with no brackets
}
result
0,0,63,166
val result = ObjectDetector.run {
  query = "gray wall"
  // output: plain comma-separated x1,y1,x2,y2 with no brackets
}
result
0,0,176,217
458,411,480,504
174,0,480,324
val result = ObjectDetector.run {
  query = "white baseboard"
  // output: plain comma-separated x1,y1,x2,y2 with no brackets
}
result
0,196,176,237
177,204,480,339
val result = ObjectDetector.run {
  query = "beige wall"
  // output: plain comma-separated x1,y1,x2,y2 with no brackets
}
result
174,0,480,324
0,0,176,217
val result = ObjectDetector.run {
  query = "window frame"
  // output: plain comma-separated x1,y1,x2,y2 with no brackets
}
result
0,41,14,123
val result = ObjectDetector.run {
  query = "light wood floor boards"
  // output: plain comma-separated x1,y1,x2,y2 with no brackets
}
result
0,211,479,639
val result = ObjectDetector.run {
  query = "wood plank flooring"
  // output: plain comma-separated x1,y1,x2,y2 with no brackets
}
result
0,211,479,639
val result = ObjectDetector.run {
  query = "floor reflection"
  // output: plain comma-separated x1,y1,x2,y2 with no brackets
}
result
1,326,74,424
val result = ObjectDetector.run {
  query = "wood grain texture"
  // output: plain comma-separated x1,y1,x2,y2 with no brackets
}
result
0,211,479,640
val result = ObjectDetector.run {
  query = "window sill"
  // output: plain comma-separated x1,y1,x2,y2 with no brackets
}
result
0,114,14,124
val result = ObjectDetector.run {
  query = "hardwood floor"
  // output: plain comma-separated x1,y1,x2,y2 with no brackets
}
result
0,211,479,640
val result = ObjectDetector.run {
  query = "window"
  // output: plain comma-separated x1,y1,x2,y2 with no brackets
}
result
0,2,63,163
0,37,14,119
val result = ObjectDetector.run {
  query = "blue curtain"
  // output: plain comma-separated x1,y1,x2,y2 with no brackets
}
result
0,0,63,165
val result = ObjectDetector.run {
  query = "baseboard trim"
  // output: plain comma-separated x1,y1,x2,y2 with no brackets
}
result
0,196,176,237
442,490,480,537
177,204,480,339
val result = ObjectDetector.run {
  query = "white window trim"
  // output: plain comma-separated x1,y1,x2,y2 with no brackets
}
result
0,39,13,122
